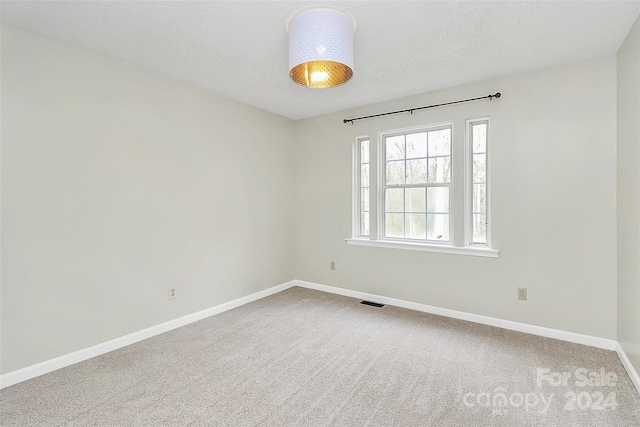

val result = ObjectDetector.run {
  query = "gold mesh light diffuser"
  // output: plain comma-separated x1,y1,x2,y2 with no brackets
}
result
286,6,356,88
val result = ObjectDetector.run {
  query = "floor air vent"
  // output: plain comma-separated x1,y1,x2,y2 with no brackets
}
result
360,300,384,308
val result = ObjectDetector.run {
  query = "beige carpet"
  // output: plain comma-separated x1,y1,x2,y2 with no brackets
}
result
1,286,639,426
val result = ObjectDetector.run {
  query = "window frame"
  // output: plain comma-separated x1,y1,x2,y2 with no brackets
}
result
377,123,454,245
352,136,371,238
465,118,491,247
348,119,498,258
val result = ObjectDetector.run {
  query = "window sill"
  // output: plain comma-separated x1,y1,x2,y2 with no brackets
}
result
345,238,500,258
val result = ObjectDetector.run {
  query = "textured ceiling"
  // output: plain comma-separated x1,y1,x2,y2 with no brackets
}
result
1,1,639,120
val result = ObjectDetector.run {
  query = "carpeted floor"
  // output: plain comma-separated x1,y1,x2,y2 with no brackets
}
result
1,286,639,426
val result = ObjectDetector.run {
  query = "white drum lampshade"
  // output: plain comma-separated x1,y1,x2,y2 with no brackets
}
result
286,6,356,88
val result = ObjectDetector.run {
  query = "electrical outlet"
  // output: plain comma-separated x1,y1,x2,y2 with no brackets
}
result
169,288,176,300
518,287,527,301
330,261,336,271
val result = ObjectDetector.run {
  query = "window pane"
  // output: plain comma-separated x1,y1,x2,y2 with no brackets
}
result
427,187,450,213
386,135,405,160
473,214,486,244
427,214,449,240
406,132,427,158
386,160,405,185
405,214,426,239
361,212,370,236
428,128,451,156
361,188,369,212
361,164,369,187
386,213,404,237
473,154,486,183
405,188,426,213
361,140,370,163
473,183,486,213
428,156,451,183
386,188,404,212
406,159,427,184
473,124,487,153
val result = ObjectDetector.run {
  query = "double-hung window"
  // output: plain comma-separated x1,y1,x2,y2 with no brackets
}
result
382,126,452,242
350,118,497,257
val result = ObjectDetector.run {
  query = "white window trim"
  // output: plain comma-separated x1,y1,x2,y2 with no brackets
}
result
349,119,499,258
345,238,499,257
465,117,491,247
377,123,454,243
352,136,370,238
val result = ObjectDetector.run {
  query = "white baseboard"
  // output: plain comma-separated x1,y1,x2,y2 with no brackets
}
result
294,280,619,351
1,278,628,392
0,280,297,389
616,342,640,396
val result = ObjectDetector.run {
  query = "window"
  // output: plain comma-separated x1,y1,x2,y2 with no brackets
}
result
382,126,452,242
355,137,370,237
349,118,497,257
468,119,489,245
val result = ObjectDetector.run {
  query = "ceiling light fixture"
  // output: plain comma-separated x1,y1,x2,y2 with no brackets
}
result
286,6,356,89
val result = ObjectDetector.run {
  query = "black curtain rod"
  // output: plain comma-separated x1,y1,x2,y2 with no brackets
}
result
343,92,501,124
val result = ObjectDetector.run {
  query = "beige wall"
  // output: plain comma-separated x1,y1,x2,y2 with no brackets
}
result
294,56,618,340
0,25,296,374
1,21,629,377
617,16,640,372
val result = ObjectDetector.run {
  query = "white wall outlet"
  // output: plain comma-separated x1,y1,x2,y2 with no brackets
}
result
518,287,527,301
330,261,336,271
169,288,176,300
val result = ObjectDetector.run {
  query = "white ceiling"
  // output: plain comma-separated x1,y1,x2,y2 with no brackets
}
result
1,1,639,120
